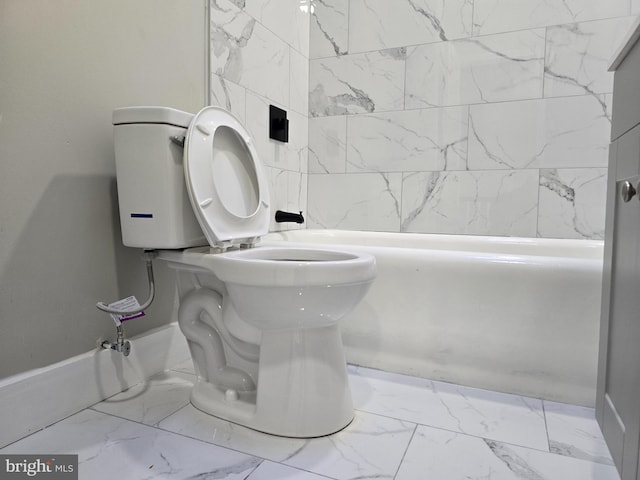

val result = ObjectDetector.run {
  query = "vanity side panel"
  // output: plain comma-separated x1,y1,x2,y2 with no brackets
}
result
611,41,640,141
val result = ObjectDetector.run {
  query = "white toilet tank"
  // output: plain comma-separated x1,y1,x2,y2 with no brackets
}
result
113,106,207,249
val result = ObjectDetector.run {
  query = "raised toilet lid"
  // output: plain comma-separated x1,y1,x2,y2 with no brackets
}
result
184,106,270,247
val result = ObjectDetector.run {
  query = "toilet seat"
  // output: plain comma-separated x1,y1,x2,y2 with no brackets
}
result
184,106,270,248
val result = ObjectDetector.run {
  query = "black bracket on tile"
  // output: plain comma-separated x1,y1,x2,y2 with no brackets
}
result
269,105,289,143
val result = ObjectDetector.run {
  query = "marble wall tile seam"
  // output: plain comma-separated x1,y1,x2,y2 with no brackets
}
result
211,70,312,126
469,17,633,42
542,15,638,100
469,94,611,171
309,48,407,117
307,167,554,175
210,72,247,119
212,0,311,58
210,50,298,117
323,16,636,61
210,1,292,107
309,4,635,59
289,45,311,117
323,90,610,115
312,29,592,115
537,167,607,239
259,25,310,59
471,0,631,37
309,0,350,59
268,165,309,175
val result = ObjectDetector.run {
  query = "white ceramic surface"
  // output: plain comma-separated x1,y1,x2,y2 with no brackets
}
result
263,229,603,406
157,242,375,437
183,106,270,247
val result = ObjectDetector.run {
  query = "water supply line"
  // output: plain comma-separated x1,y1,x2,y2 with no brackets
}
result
101,325,130,356
96,250,158,356
96,250,158,315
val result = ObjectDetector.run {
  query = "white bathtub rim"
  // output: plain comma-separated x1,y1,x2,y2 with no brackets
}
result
263,229,604,260
261,232,603,272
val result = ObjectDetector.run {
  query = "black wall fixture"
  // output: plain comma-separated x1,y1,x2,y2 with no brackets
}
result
269,105,289,143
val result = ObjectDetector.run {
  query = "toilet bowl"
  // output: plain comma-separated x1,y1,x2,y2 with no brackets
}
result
113,106,376,437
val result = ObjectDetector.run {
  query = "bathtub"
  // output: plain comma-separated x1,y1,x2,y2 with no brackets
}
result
262,229,604,407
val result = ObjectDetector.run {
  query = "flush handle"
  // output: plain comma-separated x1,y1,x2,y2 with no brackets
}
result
621,181,637,203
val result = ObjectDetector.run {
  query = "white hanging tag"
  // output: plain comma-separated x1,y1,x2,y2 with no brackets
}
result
107,296,145,326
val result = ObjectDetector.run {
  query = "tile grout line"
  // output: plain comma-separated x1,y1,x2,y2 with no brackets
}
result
542,400,552,453
392,423,418,480
349,404,583,461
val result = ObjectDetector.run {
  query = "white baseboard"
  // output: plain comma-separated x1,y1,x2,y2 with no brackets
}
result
0,322,189,448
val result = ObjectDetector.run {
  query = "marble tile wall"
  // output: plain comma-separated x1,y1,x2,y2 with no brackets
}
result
208,0,310,231
307,0,637,238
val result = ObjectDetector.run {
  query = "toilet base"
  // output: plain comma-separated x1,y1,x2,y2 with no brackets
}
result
190,324,354,438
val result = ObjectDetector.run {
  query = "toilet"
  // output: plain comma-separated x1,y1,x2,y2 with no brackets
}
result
112,106,376,437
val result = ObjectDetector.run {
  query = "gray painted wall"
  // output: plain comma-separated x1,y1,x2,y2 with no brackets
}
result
0,0,206,378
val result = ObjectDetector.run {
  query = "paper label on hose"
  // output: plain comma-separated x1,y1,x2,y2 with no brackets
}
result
108,296,145,325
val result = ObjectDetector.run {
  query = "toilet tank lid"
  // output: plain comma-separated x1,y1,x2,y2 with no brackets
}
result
112,106,194,128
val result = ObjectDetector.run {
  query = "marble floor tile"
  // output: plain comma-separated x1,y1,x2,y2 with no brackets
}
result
91,371,194,426
544,400,614,465
2,365,619,480
350,366,549,450
280,411,414,480
1,409,261,480
395,425,619,480
169,358,196,375
158,403,312,461
246,461,330,480
159,404,415,480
